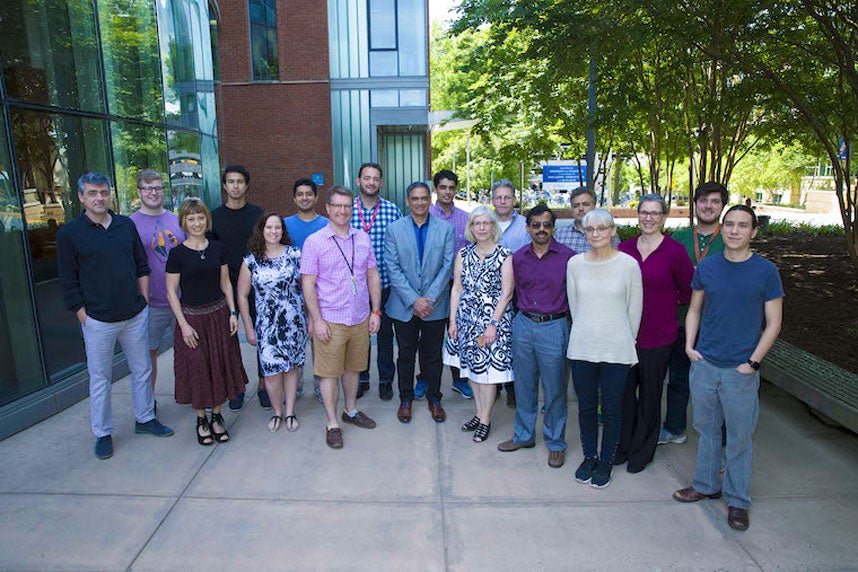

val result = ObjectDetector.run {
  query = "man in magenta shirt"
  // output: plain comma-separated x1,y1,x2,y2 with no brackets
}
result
301,186,382,449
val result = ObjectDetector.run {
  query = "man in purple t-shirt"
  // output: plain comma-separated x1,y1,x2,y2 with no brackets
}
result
130,169,185,400
497,205,575,469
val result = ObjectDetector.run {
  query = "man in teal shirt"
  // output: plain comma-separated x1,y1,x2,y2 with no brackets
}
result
659,181,727,445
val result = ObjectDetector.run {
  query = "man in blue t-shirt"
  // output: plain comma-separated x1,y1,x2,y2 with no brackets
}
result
284,178,328,250
673,205,784,532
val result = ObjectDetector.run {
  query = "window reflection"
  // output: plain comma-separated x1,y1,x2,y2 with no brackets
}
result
167,130,202,208
158,0,199,129
249,0,279,80
0,0,103,112
112,122,168,213
10,108,112,379
0,110,45,405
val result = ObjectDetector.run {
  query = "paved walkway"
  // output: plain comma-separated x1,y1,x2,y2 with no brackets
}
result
1,343,857,570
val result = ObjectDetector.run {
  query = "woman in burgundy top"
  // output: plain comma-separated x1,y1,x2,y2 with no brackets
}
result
616,194,694,473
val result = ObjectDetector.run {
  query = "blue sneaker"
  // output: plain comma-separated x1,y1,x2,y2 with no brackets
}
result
135,419,175,437
414,379,428,400
228,392,245,411
451,380,473,399
94,435,113,459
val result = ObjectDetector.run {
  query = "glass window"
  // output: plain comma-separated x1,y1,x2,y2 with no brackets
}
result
97,0,165,122
0,0,103,112
111,121,168,213
399,89,426,107
209,2,220,81
10,108,111,379
167,130,202,208
369,0,397,50
201,134,220,207
157,0,199,129
0,108,46,406
370,51,398,77
371,89,399,107
397,0,426,76
249,0,278,80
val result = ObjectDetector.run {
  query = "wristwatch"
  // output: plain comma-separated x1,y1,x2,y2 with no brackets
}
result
488,319,499,327
746,359,761,371
230,311,239,317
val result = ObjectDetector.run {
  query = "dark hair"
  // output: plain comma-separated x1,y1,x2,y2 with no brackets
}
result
326,185,354,203
433,169,458,187
406,181,431,198
724,204,758,228
77,172,111,193
525,204,557,225
221,164,250,186
358,162,383,179
293,178,318,195
694,181,728,205
247,212,292,259
569,186,597,203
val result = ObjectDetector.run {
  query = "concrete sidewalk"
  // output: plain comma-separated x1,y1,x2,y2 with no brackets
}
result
1,343,856,570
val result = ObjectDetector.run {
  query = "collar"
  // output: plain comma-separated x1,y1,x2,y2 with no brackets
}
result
525,238,562,257
411,214,431,228
322,223,355,239
82,210,117,227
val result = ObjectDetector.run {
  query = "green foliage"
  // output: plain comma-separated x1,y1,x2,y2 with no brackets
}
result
615,225,641,241
761,220,845,237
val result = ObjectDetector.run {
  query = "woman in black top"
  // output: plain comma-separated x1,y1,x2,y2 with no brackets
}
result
166,198,249,445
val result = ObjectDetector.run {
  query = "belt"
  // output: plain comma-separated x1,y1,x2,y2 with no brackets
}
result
521,311,569,323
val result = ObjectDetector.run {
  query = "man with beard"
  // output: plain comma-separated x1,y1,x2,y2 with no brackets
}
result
497,205,575,468
658,182,727,445
351,163,402,401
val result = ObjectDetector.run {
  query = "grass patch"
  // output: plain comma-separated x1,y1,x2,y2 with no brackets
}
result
763,220,844,237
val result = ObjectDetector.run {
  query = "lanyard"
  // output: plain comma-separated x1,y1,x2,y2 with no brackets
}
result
356,198,381,233
331,234,358,294
692,225,721,264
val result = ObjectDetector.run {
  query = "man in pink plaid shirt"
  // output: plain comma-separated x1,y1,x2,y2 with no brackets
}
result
301,185,382,449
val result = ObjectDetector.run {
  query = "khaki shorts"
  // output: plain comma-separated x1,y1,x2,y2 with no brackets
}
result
313,318,370,379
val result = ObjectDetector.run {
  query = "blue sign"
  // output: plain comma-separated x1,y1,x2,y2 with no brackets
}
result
312,173,325,186
543,164,587,184
838,139,849,161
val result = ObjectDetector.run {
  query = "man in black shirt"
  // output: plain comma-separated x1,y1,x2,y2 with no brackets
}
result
57,172,174,460
210,164,265,410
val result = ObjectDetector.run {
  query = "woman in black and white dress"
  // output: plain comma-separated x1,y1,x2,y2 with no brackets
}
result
238,213,306,432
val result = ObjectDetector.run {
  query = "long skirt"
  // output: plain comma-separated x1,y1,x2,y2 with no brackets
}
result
174,297,249,409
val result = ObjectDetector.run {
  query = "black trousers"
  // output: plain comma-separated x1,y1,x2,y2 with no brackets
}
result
618,344,673,470
393,316,446,401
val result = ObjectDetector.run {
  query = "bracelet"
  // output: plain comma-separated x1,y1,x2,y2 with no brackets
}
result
488,319,498,327
371,310,382,316
230,311,239,317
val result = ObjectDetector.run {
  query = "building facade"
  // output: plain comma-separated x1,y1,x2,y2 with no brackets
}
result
0,0,429,438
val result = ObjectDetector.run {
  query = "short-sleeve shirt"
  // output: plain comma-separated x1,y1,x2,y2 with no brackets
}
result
130,210,185,308
284,213,328,250
429,203,469,252
165,241,228,307
300,224,378,326
692,252,784,368
351,197,401,289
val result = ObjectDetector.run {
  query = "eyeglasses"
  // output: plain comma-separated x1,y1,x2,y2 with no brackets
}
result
139,186,164,193
328,203,351,210
639,211,665,219
471,220,492,227
584,225,614,235
528,221,554,229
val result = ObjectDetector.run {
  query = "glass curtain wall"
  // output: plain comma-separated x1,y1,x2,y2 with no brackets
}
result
0,0,220,407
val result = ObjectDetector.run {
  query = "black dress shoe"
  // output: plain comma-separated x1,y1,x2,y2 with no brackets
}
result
727,507,750,530
357,382,370,399
379,383,393,401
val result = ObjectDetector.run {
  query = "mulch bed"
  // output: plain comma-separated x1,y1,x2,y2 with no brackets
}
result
754,233,858,374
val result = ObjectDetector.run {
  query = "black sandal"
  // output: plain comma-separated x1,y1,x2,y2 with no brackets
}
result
268,415,282,433
284,415,299,432
210,412,230,442
196,415,213,446
473,422,491,442
461,416,480,432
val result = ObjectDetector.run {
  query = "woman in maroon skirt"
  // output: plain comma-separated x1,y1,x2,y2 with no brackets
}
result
166,198,248,445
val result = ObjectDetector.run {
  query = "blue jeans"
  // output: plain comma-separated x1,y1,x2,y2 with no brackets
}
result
690,359,759,509
664,327,690,435
511,314,569,451
81,307,154,437
361,286,395,384
569,360,630,463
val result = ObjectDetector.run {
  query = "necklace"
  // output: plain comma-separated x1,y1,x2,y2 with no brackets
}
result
199,247,206,261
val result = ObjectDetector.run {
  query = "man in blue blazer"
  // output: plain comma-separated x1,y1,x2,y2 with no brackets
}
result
384,182,455,423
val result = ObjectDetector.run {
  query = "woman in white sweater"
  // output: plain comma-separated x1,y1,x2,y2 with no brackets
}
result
566,209,643,489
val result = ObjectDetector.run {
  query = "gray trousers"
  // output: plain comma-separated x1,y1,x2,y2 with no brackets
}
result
82,307,154,437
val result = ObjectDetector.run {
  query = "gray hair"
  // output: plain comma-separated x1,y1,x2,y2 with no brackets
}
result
464,205,502,243
638,193,667,214
77,172,111,193
326,185,354,203
491,179,516,196
581,208,615,230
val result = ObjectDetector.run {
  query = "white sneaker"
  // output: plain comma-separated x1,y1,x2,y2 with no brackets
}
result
657,428,687,445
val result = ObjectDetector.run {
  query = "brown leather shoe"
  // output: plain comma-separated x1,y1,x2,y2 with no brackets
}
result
497,439,535,452
341,410,377,429
325,427,343,449
397,401,412,423
727,507,750,531
673,486,723,503
548,450,566,468
428,400,446,422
